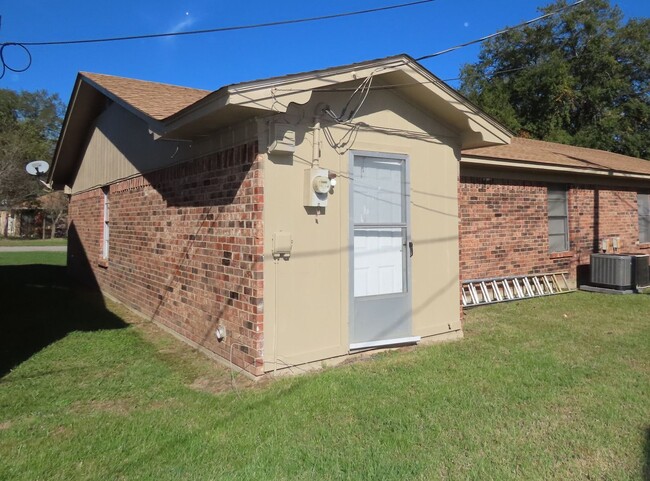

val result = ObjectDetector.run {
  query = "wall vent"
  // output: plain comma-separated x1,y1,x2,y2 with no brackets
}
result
590,254,650,290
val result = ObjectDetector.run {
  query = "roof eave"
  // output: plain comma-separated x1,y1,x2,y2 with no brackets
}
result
49,74,83,188
403,57,515,142
161,54,513,147
160,56,417,137
461,155,650,181
49,74,166,189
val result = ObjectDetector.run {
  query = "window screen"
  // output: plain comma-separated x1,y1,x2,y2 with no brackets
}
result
639,193,650,243
102,187,110,259
548,187,568,253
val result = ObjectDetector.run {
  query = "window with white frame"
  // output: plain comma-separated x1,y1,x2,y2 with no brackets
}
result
639,193,650,243
548,187,568,253
102,187,110,259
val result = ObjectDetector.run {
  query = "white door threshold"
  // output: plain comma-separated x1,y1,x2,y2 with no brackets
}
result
349,336,421,351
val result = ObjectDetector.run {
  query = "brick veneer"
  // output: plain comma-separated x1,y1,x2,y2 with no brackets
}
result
68,142,265,375
459,176,647,282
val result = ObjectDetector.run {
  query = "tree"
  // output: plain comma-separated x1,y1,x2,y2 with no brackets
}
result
0,89,65,208
459,0,650,159
39,191,68,238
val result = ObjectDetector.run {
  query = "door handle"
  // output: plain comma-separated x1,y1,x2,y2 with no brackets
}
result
408,241,413,257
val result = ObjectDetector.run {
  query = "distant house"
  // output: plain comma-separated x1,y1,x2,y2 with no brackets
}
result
1,205,40,238
50,55,650,376
0,208,22,237
0,193,68,239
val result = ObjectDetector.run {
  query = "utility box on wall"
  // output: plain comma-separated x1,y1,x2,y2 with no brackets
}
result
303,167,331,208
267,123,296,155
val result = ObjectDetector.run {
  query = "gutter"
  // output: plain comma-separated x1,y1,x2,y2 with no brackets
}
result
461,156,650,181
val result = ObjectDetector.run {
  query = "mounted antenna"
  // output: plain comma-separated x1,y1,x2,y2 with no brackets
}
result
25,160,50,177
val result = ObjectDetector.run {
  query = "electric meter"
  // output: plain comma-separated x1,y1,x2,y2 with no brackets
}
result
312,176,331,194
304,167,331,207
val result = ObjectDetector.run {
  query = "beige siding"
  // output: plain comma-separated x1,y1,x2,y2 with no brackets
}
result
71,103,257,193
262,87,463,370
72,104,172,193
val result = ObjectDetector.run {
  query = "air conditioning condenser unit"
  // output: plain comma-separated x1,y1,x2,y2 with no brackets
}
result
590,253,650,290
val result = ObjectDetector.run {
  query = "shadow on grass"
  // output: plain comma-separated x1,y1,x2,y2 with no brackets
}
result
0,263,126,378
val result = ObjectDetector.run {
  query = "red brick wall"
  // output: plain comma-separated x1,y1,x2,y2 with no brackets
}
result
68,142,265,375
459,176,648,282
68,189,104,287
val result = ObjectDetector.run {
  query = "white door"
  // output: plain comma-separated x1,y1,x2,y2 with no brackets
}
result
350,153,412,348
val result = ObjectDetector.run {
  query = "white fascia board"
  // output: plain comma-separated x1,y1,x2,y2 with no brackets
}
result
228,59,407,109
49,76,83,185
161,54,513,145
402,59,513,145
461,155,650,181
164,56,413,131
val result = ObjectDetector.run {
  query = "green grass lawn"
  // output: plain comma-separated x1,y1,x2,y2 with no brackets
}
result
0,237,67,247
0,251,67,266
0,253,648,480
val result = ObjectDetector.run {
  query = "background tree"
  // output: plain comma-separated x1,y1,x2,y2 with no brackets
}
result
0,89,65,208
459,0,650,159
39,191,69,239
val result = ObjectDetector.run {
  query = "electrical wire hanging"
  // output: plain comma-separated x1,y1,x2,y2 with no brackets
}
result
14,1,436,46
0,0,436,78
1,0,586,81
324,70,377,124
250,0,590,98
0,42,32,80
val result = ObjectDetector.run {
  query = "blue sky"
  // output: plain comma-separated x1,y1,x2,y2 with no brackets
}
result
1,0,648,103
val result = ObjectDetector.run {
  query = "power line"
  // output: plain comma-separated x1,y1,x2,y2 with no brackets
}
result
0,0,437,79
0,0,586,85
268,1,588,95
443,64,535,83
15,0,436,46
415,0,585,61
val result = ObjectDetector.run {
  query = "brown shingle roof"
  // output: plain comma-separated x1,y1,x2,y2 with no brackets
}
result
81,72,210,121
462,137,650,176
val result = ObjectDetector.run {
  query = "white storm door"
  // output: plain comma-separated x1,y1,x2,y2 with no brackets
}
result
350,153,412,347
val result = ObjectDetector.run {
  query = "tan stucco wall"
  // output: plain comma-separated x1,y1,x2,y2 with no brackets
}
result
261,87,463,370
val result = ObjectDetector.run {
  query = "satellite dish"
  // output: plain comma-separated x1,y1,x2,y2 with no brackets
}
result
25,160,50,176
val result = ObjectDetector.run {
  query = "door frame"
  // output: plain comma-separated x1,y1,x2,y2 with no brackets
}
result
348,150,417,350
